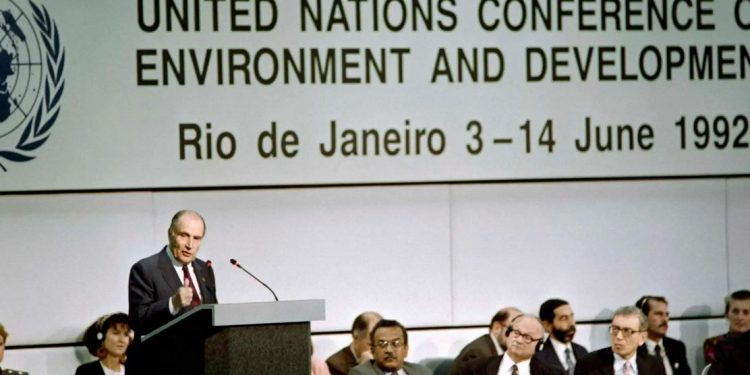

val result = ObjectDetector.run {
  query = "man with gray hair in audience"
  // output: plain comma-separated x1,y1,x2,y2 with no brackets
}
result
575,306,666,375
460,314,564,375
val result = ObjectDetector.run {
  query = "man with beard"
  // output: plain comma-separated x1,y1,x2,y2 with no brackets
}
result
349,319,431,375
449,307,522,375
534,299,588,375
635,296,690,375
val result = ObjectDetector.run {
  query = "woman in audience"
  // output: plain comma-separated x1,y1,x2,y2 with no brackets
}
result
704,289,750,363
75,313,132,375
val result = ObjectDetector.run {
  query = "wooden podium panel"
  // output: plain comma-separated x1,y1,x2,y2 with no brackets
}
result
139,300,325,375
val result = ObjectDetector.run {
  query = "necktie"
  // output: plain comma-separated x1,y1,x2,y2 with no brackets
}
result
623,362,632,375
182,265,201,308
655,344,672,375
511,364,519,375
565,347,575,375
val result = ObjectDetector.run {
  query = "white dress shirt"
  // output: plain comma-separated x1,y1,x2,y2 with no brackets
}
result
613,353,639,375
549,336,576,371
497,356,531,375
166,247,202,315
645,338,673,375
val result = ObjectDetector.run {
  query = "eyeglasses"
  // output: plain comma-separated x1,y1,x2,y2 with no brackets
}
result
608,325,644,338
509,329,544,344
374,338,404,350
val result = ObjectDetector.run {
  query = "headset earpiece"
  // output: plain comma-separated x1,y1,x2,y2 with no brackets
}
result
95,314,111,344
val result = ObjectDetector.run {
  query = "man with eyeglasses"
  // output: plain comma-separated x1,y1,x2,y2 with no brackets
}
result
634,296,690,375
575,306,666,375
349,319,431,375
460,315,564,375
449,307,522,375
534,299,589,375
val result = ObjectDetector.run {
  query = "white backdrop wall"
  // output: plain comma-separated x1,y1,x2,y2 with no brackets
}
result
1,177,748,374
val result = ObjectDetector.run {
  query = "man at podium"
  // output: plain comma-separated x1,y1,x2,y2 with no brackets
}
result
128,210,218,336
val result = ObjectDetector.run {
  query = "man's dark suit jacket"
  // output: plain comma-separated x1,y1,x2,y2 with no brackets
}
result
534,338,589,371
460,354,566,375
641,337,690,375
710,329,750,375
325,345,357,375
574,347,666,375
128,246,217,336
74,360,120,375
449,333,498,375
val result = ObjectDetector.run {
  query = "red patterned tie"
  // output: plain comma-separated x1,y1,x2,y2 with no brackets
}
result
182,265,201,308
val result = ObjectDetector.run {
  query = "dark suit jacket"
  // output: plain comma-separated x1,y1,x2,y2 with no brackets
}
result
449,334,498,375
656,337,691,375
574,347,666,375
461,354,565,375
349,360,433,375
326,345,357,375
710,330,750,375
534,338,589,371
128,246,217,335
74,360,124,375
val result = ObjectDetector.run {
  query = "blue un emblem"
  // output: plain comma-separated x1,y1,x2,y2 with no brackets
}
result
0,0,64,172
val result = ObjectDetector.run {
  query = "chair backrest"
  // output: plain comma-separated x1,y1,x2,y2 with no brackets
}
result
419,357,453,375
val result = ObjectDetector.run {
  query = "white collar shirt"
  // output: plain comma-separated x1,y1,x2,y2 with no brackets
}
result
490,334,505,355
497,356,531,375
549,336,576,370
166,247,202,314
645,338,673,375
613,353,639,375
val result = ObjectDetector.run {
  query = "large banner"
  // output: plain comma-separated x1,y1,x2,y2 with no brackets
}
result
0,0,748,191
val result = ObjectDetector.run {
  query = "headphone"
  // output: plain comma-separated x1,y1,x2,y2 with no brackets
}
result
93,314,133,347
505,316,543,353
94,314,110,342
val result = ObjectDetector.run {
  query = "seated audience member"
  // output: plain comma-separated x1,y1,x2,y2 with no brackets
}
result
349,319,432,375
461,314,564,375
534,299,588,374
326,311,382,375
634,296,690,375
0,323,28,375
703,289,750,363
75,313,132,375
575,306,665,375
449,307,522,375
709,328,750,374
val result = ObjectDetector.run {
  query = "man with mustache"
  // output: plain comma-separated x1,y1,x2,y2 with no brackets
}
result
534,299,588,375
635,296,690,375
349,319,431,375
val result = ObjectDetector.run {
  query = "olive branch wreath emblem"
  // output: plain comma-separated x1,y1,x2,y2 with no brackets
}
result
0,0,64,172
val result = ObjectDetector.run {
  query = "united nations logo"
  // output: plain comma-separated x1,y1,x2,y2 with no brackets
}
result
0,0,63,172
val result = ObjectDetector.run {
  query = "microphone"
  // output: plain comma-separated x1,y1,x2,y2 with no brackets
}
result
230,258,279,301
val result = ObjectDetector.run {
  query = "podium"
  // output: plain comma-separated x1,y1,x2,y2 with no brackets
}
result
139,300,325,375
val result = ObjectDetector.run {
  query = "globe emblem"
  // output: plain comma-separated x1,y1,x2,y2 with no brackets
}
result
0,0,43,140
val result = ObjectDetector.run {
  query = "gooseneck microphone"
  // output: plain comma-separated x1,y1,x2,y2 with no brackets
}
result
230,258,279,301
